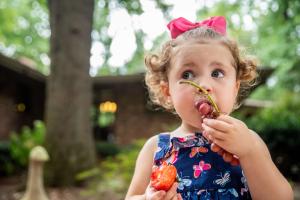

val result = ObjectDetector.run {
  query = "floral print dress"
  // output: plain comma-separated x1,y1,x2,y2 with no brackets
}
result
154,133,252,200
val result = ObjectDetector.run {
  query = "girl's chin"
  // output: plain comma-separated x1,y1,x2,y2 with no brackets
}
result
185,122,204,133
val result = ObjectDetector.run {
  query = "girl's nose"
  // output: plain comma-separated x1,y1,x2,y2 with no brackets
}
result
199,83,212,94
202,87,212,93
205,87,212,93
195,76,212,94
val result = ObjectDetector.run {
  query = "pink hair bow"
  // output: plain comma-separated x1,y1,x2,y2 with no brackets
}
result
167,16,227,39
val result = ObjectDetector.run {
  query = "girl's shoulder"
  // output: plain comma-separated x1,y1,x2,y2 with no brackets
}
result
147,131,199,159
144,132,171,159
147,132,170,143
150,132,171,142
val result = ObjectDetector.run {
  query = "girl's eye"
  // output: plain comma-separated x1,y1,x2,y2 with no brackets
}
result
211,69,224,78
181,70,194,80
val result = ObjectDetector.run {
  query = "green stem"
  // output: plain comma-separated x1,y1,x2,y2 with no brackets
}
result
179,80,220,114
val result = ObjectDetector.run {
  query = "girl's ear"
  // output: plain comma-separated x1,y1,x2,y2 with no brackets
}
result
232,80,241,110
160,81,173,108
235,80,240,95
160,81,171,97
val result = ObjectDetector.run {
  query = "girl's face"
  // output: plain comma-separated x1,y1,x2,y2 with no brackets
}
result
164,40,240,132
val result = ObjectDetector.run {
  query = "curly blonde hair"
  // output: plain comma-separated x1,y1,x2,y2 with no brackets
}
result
145,27,258,111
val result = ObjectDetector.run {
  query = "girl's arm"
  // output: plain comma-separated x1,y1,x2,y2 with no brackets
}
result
239,131,293,200
125,135,158,200
202,116,293,200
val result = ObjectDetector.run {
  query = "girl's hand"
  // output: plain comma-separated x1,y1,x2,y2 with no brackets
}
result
202,114,255,159
210,143,240,165
145,182,182,200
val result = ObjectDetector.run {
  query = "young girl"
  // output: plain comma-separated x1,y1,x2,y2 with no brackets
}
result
125,16,293,200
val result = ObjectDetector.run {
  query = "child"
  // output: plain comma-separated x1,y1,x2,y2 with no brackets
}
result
125,16,293,200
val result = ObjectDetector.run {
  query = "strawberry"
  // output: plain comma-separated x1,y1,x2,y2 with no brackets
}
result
150,162,177,191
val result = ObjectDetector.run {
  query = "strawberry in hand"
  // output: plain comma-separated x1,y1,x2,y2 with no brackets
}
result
150,162,177,191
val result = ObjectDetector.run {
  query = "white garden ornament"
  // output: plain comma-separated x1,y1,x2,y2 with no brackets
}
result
21,146,49,200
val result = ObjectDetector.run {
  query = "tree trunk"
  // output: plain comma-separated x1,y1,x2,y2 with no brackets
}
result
45,0,96,186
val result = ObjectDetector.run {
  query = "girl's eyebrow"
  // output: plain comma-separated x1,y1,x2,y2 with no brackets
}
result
210,61,225,67
210,61,234,69
182,61,197,68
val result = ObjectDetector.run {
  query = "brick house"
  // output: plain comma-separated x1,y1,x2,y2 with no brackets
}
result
0,54,45,140
0,54,272,144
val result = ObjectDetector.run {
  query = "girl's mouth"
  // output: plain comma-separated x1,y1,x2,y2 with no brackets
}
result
195,99,213,116
179,80,220,119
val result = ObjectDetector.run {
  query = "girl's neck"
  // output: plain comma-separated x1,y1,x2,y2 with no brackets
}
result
171,123,203,138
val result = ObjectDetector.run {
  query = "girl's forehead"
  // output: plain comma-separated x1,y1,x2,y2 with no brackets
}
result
171,41,235,64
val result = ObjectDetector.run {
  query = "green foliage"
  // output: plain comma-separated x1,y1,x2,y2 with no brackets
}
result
0,0,171,75
253,0,300,91
95,141,120,157
0,120,46,175
245,92,300,181
0,141,15,175
77,139,145,199
92,0,171,75
98,112,115,127
247,91,300,131
0,0,49,74
9,120,46,168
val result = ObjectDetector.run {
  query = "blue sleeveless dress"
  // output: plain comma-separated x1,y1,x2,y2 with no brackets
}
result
154,133,252,200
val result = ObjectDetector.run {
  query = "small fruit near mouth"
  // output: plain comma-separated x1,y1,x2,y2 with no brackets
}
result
200,103,212,116
195,100,213,117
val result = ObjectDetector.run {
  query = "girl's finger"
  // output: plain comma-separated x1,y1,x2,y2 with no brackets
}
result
216,114,235,124
202,131,213,143
222,151,233,163
203,118,232,132
217,148,224,156
170,194,179,200
151,191,166,200
230,157,240,166
146,183,166,200
177,193,183,200
211,143,221,152
164,182,178,200
202,124,225,141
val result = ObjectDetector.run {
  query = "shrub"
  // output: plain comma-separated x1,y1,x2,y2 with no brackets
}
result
246,92,300,181
0,141,15,175
77,139,145,199
9,120,45,170
95,141,120,157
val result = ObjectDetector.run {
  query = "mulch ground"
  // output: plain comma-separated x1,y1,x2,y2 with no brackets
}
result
0,175,106,200
1,174,300,200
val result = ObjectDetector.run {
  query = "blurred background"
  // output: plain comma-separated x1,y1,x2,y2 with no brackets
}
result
0,0,299,199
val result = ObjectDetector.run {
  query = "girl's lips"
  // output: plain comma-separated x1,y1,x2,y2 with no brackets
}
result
195,99,213,116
